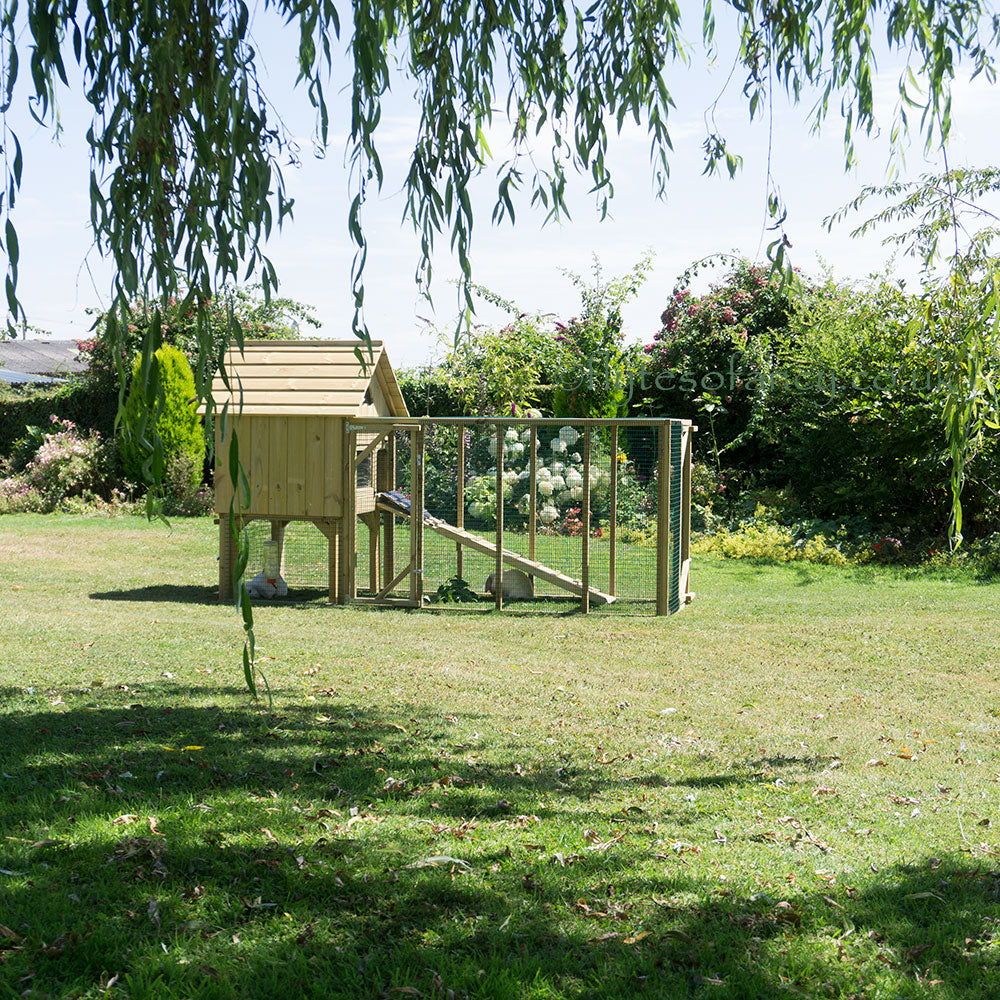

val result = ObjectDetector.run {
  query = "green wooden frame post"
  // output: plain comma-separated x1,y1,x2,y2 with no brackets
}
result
456,422,465,583
581,426,592,614
495,423,504,611
608,424,618,597
656,422,672,617
346,426,358,603
528,425,537,586
409,426,425,606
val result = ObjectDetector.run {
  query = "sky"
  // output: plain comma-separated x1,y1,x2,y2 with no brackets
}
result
4,4,998,368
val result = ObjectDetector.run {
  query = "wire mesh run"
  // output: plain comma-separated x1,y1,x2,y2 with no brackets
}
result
348,418,691,616
243,519,330,595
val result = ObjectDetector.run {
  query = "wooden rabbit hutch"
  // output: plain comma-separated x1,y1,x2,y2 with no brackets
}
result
209,340,693,616
208,340,409,603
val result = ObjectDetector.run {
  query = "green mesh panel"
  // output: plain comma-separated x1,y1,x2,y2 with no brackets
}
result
669,420,683,614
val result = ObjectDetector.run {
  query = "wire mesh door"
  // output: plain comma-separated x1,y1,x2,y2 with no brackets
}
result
348,423,424,607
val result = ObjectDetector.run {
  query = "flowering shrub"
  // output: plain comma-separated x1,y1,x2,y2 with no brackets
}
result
0,476,48,513
559,506,603,537
642,258,794,463
457,425,658,540
552,256,652,419
463,473,507,526
24,416,110,499
0,416,111,512
870,536,904,563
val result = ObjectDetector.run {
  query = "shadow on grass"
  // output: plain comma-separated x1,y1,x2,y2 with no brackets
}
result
0,697,646,828
2,700,998,998
89,585,334,607
791,564,820,586
676,754,830,789
88,587,651,619
90,584,221,605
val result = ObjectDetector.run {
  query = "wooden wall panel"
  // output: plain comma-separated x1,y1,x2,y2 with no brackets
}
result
268,417,288,517
286,416,306,516
213,419,231,514
305,416,325,516
238,416,253,511
250,416,268,515
323,416,343,517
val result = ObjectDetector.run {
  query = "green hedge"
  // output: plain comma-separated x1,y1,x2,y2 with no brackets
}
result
0,373,119,458
397,368,556,418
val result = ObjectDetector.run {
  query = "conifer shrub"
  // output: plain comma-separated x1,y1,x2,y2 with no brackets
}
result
120,345,205,489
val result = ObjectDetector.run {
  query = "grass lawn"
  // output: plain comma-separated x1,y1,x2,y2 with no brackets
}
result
1,513,999,999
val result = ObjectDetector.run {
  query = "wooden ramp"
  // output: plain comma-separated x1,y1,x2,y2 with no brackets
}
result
376,492,615,606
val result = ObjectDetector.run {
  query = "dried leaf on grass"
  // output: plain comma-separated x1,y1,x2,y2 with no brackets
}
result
622,931,651,944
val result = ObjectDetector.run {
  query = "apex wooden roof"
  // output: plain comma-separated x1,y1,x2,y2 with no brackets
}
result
206,340,409,417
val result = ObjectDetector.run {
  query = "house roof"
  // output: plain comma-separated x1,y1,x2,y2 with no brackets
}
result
0,368,60,385
205,340,409,417
0,340,86,377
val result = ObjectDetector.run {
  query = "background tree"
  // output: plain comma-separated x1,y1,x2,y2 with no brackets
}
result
829,166,1000,545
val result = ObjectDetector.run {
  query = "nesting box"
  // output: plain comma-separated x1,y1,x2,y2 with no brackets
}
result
207,339,408,601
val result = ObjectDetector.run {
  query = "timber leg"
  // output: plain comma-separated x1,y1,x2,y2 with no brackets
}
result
316,519,340,605
269,520,287,577
219,516,238,603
